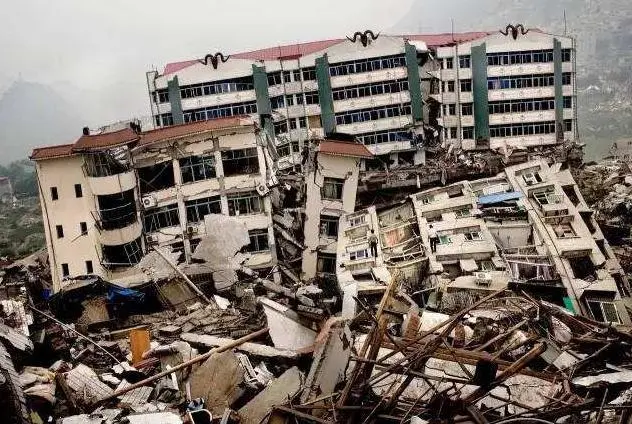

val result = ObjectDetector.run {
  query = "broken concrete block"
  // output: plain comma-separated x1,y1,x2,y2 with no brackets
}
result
64,364,114,403
188,350,245,416
181,333,300,359
259,297,316,351
238,367,303,424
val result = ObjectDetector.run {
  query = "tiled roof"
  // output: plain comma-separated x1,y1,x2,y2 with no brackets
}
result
30,144,75,161
319,140,374,159
161,32,492,75
139,116,252,147
73,127,140,151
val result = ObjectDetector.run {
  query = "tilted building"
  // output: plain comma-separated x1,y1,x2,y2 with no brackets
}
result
337,160,632,325
31,117,278,292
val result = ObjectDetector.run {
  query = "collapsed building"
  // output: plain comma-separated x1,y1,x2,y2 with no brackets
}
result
338,160,632,325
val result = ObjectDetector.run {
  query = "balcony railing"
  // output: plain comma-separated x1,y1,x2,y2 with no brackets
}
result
93,202,138,231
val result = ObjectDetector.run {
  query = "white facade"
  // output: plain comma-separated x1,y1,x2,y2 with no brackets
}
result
32,118,278,292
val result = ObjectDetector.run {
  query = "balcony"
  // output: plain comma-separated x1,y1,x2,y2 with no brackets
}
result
330,67,408,89
180,90,256,111
489,110,556,126
88,169,136,196
488,63,555,77
336,115,412,135
488,87,555,102
334,92,411,113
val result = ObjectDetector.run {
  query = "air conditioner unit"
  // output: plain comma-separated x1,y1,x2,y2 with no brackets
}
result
146,234,158,244
475,272,493,287
141,195,157,208
256,183,270,196
187,226,198,236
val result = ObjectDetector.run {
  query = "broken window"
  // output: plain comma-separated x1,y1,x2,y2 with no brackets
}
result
102,237,143,268
587,299,621,324
320,215,339,238
80,222,88,235
421,195,435,205
317,253,337,274
450,128,457,138
84,151,131,177
138,161,175,194
357,130,411,146
51,187,58,201
56,225,64,239
274,120,288,135
97,189,137,230
522,171,543,186
478,260,495,271
335,104,412,125
61,263,69,277
464,230,483,241
348,214,366,227
562,185,580,206
438,234,452,245
85,260,93,274
454,208,471,218
322,177,344,200
227,191,262,216
271,96,285,109
553,224,576,238
180,154,216,183
185,196,221,223
568,256,596,280
143,203,180,232
247,229,269,252
74,184,83,198
221,148,259,177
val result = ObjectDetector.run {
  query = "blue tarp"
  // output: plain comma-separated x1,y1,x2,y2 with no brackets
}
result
477,191,523,205
107,285,145,302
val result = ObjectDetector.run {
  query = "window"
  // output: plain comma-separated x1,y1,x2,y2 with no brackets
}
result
332,79,409,101
522,171,543,185
356,130,412,146
271,96,285,109
587,300,621,324
455,208,471,218
51,187,58,201
221,148,259,176
138,162,175,194
438,234,452,244
85,260,93,274
302,67,316,80
285,94,294,106
317,253,337,274
553,224,576,238
564,119,573,132
459,55,471,68
478,260,495,271
247,229,269,252
464,231,483,241
445,58,454,69
152,90,169,104
322,177,344,200
180,76,254,99
156,113,174,127
335,103,412,125
450,127,458,139
292,69,301,81
348,215,366,227
182,101,257,123
562,73,572,85
461,104,473,116
561,49,572,62
185,196,221,222
298,116,307,128
283,71,292,83
143,203,180,232
421,195,435,205
274,120,288,136
490,121,557,138
447,81,455,92
74,184,83,198
462,127,474,139
56,225,64,239
329,54,406,76
267,72,282,86
460,79,472,92
349,248,370,261
448,104,456,115
320,215,339,238
180,154,216,183
305,91,319,105
80,222,88,235
227,191,262,216
61,263,69,278
101,237,143,268
563,96,572,109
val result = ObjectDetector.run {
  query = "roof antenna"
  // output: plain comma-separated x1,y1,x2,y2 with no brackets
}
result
563,9,567,35
451,18,455,42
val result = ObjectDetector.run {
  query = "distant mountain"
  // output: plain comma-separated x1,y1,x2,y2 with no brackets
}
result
0,81,83,163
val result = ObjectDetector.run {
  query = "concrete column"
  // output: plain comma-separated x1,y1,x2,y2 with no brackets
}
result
553,38,564,141
405,42,423,122
471,43,490,141
167,75,184,125
315,54,335,135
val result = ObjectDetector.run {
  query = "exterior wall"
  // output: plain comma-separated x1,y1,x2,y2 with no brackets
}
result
302,153,361,279
35,156,102,291
435,31,576,151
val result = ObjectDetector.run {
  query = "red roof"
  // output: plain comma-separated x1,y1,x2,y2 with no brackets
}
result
161,32,491,75
319,140,374,159
73,127,140,152
139,116,252,147
30,144,75,161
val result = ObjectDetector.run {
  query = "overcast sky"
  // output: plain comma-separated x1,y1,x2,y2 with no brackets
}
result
0,0,413,113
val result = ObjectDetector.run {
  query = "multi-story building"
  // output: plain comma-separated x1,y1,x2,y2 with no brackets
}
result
337,160,631,325
31,117,278,292
431,27,577,152
147,28,577,170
